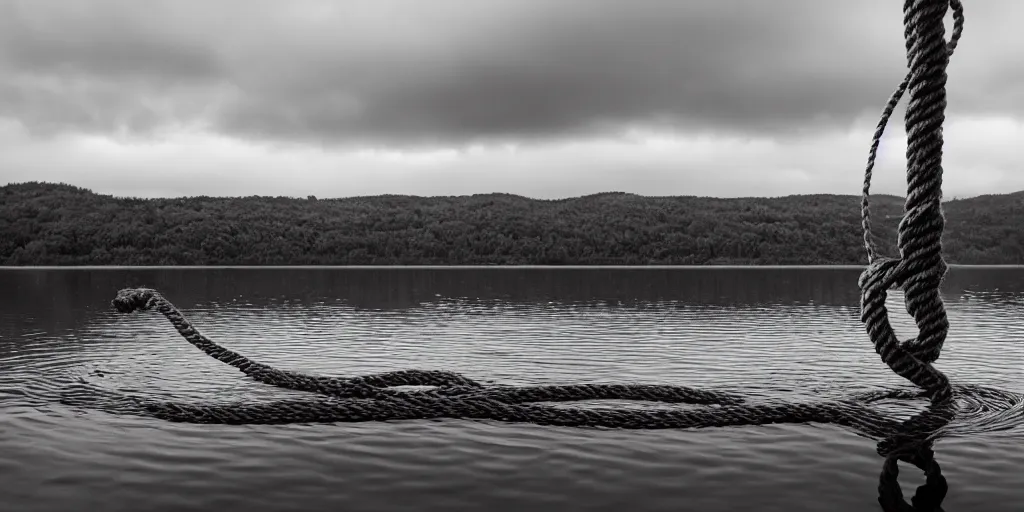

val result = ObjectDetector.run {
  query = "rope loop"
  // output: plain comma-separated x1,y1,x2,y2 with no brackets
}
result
858,0,962,405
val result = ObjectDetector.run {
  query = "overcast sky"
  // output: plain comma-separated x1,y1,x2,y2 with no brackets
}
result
0,0,1020,199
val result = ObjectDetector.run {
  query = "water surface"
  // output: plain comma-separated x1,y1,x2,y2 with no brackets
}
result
2,267,1024,511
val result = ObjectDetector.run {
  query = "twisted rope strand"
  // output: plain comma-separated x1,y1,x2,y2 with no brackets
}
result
112,287,747,407
95,284,1015,449
861,0,963,263
858,0,958,406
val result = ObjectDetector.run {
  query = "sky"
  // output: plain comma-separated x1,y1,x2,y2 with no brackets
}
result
0,0,1021,200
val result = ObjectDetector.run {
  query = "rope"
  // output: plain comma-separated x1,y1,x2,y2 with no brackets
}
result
98,283,971,440
78,0,974,434
89,0,966,424
858,0,959,407
59,5,1024,504
98,287,955,444
109,287,748,407
862,0,964,264
60,3,1002,508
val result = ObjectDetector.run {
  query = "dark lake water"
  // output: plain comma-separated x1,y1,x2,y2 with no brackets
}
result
2,266,1024,511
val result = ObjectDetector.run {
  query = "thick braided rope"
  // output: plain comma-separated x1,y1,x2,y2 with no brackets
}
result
63,379,955,512
105,285,1004,454
861,0,964,263
129,395,899,433
858,0,959,405
112,288,747,406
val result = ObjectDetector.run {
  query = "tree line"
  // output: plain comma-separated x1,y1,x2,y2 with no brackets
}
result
2,181,1022,265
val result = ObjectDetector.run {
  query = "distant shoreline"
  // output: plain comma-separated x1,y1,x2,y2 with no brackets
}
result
5,182,1024,267
2,264,1023,270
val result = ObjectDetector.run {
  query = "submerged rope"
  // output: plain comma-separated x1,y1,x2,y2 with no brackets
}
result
96,289,951,443
110,287,747,407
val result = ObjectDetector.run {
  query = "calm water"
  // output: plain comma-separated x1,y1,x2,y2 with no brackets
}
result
2,267,1024,511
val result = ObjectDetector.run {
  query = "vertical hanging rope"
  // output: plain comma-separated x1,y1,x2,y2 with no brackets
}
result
861,0,964,264
859,0,958,405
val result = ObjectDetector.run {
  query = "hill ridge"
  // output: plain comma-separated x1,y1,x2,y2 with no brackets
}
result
2,181,1021,265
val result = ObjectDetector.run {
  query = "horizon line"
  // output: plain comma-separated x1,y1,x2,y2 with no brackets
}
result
3,265,1023,270
2,180,1017,203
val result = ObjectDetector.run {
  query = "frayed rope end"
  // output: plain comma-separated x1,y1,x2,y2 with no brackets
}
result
111,288,159,313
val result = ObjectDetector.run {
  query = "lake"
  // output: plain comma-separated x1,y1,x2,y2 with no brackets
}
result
2,266,1023,511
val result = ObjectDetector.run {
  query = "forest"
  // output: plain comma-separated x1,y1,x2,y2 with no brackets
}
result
1,181,1022,266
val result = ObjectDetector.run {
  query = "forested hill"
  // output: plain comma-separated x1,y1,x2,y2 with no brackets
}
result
1,181,1022,266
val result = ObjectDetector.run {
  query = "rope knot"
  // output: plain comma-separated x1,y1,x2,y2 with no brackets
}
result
859,257,903,291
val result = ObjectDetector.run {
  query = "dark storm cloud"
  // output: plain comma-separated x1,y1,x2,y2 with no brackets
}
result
0,7,219,81
0,0,1020,146
0,0,225,135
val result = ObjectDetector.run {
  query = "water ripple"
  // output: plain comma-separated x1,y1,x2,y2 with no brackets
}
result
2,268,1024,511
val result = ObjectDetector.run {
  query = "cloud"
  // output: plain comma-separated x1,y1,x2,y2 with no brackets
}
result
3,113,1022,200
0,0,1020,200
1,0,1020,148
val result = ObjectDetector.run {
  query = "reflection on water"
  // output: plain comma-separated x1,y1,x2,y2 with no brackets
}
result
2,267,1024,511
